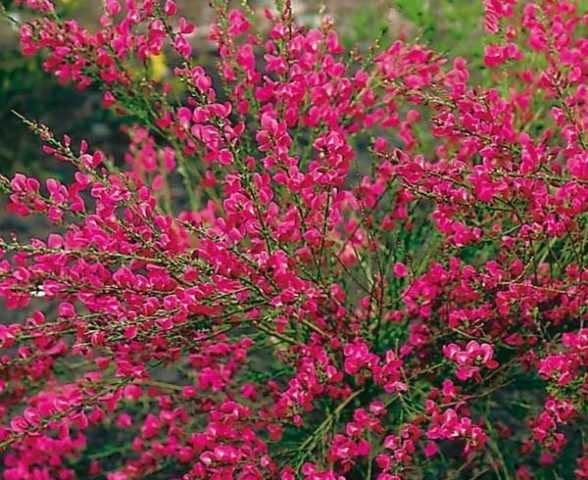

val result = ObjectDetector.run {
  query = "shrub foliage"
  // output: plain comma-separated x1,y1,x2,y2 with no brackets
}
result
1,0,588,479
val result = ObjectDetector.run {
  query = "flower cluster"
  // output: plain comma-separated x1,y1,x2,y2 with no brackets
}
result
0,0,587,479
443,341,498,381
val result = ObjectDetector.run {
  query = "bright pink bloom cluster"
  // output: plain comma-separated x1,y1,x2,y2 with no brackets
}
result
443,341,498,381
0,0,588,478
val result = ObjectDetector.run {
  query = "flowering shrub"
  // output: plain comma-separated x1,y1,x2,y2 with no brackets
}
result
0,0,587,478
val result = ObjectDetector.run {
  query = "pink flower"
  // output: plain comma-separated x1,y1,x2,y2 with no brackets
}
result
392,262,408,278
